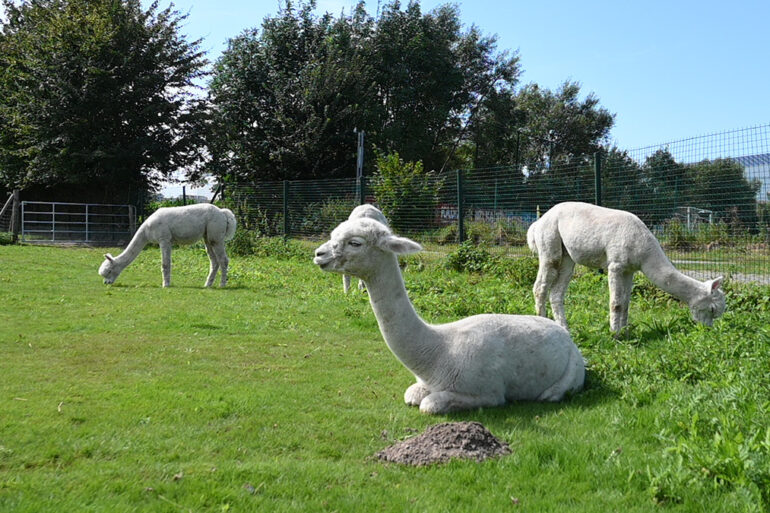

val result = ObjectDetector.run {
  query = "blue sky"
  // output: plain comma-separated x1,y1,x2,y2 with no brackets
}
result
157,0,769,152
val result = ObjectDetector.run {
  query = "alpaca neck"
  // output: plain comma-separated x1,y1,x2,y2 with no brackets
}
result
641,247,702,304
114,226,149,269
364,255,440,376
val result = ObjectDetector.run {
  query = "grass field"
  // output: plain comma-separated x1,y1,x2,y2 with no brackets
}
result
1,241,769,512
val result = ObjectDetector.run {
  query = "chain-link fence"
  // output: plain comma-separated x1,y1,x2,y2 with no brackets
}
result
222,124,770,282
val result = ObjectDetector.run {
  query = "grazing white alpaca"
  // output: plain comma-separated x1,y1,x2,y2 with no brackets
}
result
527,202,726,333
314,218,585,414
343,204,389,293
99,203,236,288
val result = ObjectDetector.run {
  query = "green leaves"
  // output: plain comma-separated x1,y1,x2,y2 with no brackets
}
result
0,0,208,202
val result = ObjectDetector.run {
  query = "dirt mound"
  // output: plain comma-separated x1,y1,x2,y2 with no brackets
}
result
376,421,511,466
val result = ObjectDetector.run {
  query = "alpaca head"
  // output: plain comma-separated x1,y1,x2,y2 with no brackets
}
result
688,276,726,326
98,254,121,284
313,218,421,279
348,204,388,226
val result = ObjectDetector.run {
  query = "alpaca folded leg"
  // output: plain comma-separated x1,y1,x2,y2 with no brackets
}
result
549,256,575,329
204,244,220,287
419,390,503,414
404,381,431,406
160,241,172,287
536,349,585,401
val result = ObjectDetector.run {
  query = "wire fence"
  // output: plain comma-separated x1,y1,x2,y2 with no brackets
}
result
221,124,770,283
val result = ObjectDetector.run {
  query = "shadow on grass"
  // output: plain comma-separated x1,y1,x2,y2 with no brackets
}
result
438,367,619,433
106,282,251,290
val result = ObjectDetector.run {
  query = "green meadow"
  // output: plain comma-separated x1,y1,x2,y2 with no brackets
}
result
1,242,768,512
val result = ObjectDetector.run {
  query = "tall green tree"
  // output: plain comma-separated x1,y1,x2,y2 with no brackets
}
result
207,1,377,182
206,0,519,183
0,0,208,203
514,81,614,172
689,158,760,230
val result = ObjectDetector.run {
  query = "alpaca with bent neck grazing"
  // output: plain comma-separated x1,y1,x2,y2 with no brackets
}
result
527,202,726,333
99,203,236,288
314,217,585,414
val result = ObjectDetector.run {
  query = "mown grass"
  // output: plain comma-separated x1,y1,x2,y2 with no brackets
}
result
1,242,769,512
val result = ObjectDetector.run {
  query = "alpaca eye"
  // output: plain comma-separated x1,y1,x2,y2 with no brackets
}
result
348,240,362,247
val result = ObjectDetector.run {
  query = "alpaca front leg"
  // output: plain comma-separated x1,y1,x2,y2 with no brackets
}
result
160,242,172,287
419,390,503,414
404,381,430,406
343,274,351,293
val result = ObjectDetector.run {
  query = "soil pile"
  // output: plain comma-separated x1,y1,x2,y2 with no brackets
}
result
376,421,511,466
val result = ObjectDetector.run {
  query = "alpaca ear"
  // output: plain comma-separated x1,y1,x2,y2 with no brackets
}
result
709,276,723,291
379,234,422,255
104,253,114,262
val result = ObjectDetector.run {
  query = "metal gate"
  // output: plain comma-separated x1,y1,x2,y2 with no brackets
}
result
21,201,136,244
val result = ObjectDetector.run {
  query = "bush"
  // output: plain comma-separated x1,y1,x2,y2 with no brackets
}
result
445,241,494,273
298,198,355,235
143,198,188,219
228,229,256,256
493,254,539,283
228,231,308,260
370,152,443,232
251,237,309,260
662,218,693,250
434,219,528,246
0,232,15,245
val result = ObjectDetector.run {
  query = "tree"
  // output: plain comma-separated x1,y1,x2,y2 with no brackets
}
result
206,0,519,183
689,158,760,231
639,149,692,225
207,1,378,182
514,81,615,172
0,0,208,203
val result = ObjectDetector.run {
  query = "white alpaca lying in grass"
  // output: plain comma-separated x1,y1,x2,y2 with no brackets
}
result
99,203,236,288
343,204,389,293
527,201,726,333
314,217,585,414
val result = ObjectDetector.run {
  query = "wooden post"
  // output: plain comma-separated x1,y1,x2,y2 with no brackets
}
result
9,189,20,242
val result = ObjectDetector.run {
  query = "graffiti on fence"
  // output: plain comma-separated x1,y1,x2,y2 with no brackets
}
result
437,204,536,226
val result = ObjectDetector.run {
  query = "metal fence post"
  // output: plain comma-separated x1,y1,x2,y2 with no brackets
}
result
457,169,465,243
358,175,366,205
283,180,290,239
594,151,602,207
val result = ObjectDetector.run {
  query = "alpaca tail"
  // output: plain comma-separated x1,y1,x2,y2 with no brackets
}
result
222,208,237,241
526,220,538,254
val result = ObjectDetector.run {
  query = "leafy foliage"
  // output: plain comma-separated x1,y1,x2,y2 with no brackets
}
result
0,0,208,203
370,152,442,232
206,0,521,182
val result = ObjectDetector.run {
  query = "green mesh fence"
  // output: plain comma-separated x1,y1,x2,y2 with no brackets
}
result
222,124,770,283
